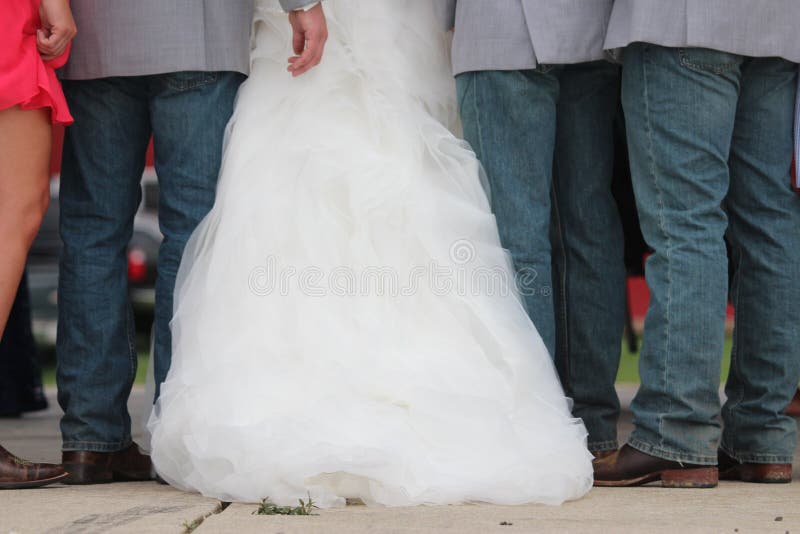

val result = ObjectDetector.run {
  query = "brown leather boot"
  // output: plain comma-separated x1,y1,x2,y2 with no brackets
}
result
0,444,67,489
593,445,718,488
592,449,615,462
787,389,800,417
718,450,792,484
62,443,153,485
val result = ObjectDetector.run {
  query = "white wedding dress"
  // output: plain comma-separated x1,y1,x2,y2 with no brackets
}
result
148,0,593,507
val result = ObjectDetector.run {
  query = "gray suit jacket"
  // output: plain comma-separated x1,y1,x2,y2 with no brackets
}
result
605,0,800,63
60,0,318,80
437,0,614,75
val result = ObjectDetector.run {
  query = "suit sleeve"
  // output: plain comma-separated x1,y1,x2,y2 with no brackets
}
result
435,0,457,31
278,0,321,12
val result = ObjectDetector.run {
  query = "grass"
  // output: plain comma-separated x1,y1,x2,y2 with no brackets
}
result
182,502,229,533
41,355,150,386
181,519,203,533
40,332,152,386
39,334,735,387
253,495,318,516
617,336,733,383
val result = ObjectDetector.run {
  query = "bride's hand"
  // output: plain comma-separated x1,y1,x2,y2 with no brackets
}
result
287,3,328,77
37,0,77,62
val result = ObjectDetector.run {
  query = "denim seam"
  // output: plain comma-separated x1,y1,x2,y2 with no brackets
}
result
126,305,137,388
123,305,137,440
62,438,132,452
725,246,746,437
642,46,674,450
588,440,618,452
678,49,738,75
470,74,487,170
718,444,793,464
550,179,570,384
456,73,474,118
732,454,794,464
166,72,220,93
628,437,717,465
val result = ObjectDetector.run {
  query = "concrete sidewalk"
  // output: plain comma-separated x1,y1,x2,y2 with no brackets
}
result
2,387,798,533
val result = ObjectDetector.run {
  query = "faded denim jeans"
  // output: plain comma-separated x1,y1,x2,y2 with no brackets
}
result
57,71,245,452
457,62,626,452
623,44,800,464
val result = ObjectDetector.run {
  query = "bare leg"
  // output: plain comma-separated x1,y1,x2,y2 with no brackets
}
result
0,106,67,488
0,106,51,339
0,107,67,488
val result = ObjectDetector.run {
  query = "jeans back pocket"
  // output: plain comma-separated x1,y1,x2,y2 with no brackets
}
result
163,71,220,93
679,48,741,75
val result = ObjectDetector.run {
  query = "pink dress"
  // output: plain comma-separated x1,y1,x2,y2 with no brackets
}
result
0,0,73,125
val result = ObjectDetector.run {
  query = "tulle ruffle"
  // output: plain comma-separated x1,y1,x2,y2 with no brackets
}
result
148,0,593,508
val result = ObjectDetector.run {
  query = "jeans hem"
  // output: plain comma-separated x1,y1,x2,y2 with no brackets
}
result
588,440,618,453
62,438,132,453
719,444,794,465
628,437,716,465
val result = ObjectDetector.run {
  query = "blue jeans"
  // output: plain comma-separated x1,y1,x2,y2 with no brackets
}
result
57,71,244,452
457,62,626,452
623,44,800,464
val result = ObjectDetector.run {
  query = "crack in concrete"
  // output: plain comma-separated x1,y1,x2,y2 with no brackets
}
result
45,505,191,534
182,501,229,533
